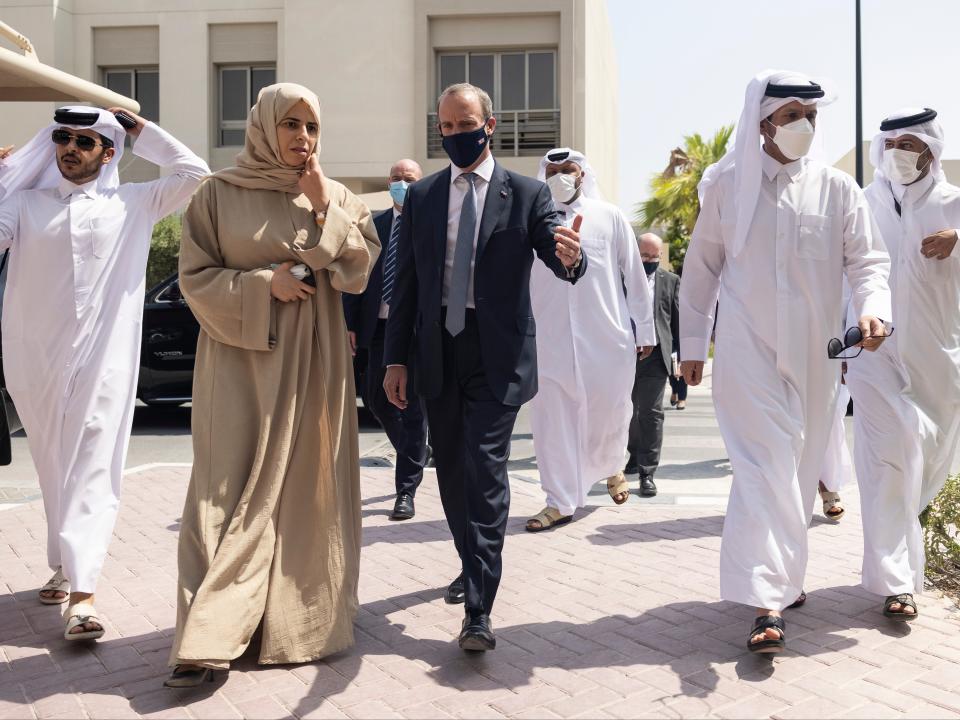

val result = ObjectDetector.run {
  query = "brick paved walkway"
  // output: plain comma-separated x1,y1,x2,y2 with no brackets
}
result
0,461,958,719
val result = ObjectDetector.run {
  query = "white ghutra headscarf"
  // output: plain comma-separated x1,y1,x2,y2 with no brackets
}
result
537,147,604,201
699,69,837,257
0,106,127,202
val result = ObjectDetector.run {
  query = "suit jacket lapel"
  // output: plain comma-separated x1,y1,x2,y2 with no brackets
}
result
655,268,667,309
428,167,452,266
476,162,510,259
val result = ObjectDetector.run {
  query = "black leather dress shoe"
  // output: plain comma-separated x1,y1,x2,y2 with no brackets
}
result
390,493,415,520
624,458,639,475
639,476,658,497
444,574,465,604
459,610,496,652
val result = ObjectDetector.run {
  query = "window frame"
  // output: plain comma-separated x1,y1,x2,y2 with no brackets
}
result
101,66,160,121
435,49,557,112
217,64,277,147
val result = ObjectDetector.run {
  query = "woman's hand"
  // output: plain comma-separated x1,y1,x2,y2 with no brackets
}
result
0,146,13,161
298,156,330,214
271,261,316,302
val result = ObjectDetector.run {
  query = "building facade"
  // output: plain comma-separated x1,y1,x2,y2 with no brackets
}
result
0,0,619,204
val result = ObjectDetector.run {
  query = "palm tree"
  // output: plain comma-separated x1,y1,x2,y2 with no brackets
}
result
635,125,734,273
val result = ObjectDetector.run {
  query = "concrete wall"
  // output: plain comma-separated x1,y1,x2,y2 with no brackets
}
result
0,0,617,194
581,0,618,202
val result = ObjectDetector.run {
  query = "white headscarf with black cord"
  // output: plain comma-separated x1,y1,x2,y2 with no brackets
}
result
0,106,126,202
869,107,945,186
537,147,604,201
698,69,837,258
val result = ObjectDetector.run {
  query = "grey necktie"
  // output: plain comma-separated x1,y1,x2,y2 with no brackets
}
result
445,172,477,336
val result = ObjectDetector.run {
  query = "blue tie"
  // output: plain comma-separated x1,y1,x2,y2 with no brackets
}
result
381,214,401,306
445,172,477,336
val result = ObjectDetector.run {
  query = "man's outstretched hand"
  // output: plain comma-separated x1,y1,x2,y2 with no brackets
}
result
554,214,583,269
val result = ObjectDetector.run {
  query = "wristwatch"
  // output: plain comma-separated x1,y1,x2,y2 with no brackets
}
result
314,209,327,227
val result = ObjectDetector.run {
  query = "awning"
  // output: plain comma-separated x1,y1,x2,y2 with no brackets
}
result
0,20,139,111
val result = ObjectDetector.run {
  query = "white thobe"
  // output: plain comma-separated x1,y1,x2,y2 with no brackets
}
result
529,196,655,515
818,383,852,494
0,124,208,592
844,172,960,595
819,280,853,495
680,153,891,610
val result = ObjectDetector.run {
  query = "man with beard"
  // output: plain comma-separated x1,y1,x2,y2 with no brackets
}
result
0,107,207,641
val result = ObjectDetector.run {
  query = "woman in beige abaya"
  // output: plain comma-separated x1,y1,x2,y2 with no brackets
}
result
165,83,379,687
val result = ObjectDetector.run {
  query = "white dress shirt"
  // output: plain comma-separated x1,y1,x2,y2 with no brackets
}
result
442,153,495,309
378,207,401,320
647,270,659,346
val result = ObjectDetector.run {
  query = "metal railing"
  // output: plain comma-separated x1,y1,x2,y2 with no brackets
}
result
427,110,560,158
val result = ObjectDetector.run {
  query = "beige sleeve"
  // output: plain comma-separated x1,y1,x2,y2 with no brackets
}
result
178,181,276,351
293,183,381,294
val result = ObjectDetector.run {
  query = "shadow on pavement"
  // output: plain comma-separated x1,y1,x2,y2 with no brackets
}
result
0,582,913,716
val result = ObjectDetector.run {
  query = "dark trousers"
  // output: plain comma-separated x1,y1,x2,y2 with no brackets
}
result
669,375,688,401
426,310,518,615
627,349,669,479
367,320,427,497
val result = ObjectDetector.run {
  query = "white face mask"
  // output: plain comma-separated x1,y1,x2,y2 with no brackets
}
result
882,148,929,185
546,173,580,204
768,118,815,160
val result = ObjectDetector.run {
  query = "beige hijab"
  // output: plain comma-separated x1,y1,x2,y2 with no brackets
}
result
214,82,322,194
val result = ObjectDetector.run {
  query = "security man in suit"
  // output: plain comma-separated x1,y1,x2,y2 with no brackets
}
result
383,83,586,652
343,159,428,521
626,232,680,497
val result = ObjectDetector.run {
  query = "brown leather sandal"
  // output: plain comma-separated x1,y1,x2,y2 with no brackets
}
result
606,472,629,505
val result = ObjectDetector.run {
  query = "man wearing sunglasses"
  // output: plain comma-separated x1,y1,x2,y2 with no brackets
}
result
842,108,960,623
0,107,208,643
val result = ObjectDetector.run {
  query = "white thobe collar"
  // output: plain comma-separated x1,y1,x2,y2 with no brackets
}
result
57,176,99,200
450,153,495,185
556,194,585,219
761,151,805,183
890,172,935,206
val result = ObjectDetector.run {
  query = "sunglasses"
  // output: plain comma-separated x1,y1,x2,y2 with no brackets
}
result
827,324,894,359
51,129,106,152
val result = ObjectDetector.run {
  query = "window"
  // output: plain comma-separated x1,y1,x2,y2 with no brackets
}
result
436,50,556,111
217,65,276,146
103,68,160,121
431,50,559,157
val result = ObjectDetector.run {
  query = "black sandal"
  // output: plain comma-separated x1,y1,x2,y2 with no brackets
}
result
164,664,217,688
787,590,806,609
883,593,917,622
747,615,785,654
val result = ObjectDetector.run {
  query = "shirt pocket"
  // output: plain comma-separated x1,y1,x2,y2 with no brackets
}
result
795,214,831,260
88,216,117,259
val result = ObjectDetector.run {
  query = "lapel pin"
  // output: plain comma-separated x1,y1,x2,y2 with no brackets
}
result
500,189,508,198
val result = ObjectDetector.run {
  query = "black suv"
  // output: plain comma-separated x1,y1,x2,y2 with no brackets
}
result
138,274,199,406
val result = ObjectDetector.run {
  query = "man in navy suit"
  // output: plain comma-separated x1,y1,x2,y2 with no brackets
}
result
343,159,427,521
383,83,587,652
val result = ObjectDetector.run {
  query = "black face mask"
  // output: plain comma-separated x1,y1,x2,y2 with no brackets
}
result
643,261,660,276
441,123,490,168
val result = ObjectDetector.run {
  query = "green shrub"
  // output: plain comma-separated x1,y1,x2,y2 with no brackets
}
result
146,214,182,290
921,474,960,603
